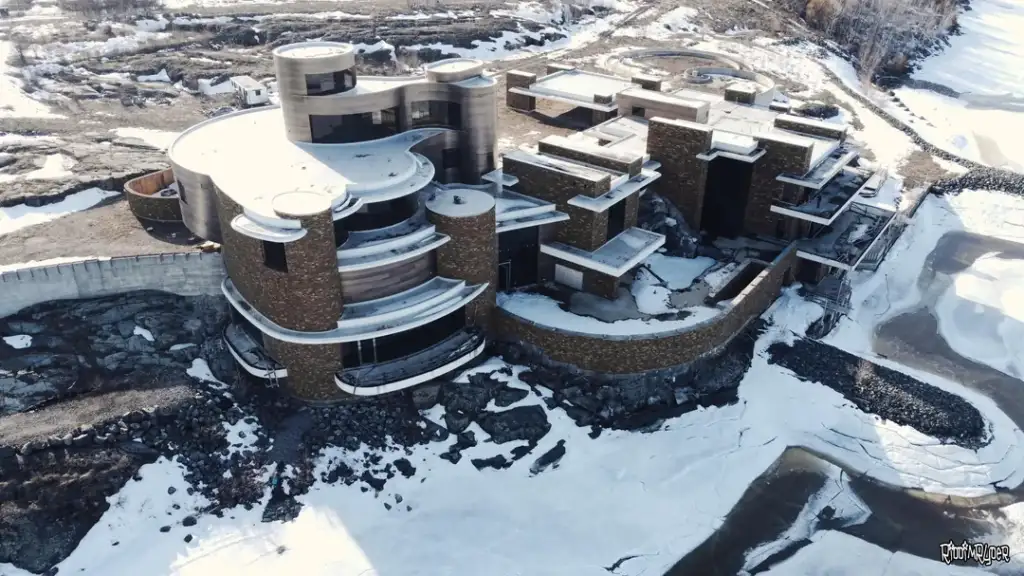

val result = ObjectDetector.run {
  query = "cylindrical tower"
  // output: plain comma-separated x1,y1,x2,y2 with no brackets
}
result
216,187,347,403
426,188,497,330
424,59,498,183
273,42,358,142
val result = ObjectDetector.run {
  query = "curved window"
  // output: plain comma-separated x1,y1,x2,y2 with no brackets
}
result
341,306,467,367
343,195,419,231
309,108,398,144
305,69,356,96
409,100,462,129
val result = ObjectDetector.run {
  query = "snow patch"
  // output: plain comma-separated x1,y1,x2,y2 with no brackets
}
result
3,335,32,349
0,188,119,236
133,326,154,342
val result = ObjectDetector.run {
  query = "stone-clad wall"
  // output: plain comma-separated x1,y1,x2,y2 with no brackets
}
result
745,136,813,237
263,338,347,404
506,70,537,111
427,203,497,330
215,189,345,402
624,194,639,229
537,139,642,177
495,245,798,373
124,169,183,223
215,191,343,332
502,156,610,252
647,117,713,230
774,116,847,141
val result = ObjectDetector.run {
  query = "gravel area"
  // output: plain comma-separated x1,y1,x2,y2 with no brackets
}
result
766,338,987,448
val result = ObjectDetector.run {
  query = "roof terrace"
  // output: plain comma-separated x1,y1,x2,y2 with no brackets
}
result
770,167,875,225
541,227,666,277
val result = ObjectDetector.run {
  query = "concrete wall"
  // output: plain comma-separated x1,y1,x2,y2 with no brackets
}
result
495,245,798,373
0,253,226,318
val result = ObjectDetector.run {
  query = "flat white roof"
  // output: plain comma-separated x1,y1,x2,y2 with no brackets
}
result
529,69,634,104
273,41,353,59
426,58,481,74
540,227,665,277
168,107,444,224
426,188,495,218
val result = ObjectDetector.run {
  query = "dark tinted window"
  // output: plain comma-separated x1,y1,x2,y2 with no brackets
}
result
442,148,460,170
305,69,356,96
343,195,419,231
309,108,399,144
333,218,349,248
263,241,287,272
341,306,467,367
409,100,462,129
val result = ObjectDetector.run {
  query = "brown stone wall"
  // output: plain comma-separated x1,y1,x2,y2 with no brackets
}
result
427,206,497,331
724,87,756,105
631,75,662,92
215,190,343,333
124,169,183,223
647,118,713,229
624,194,639,229
591,109,616,125
562,205,608,252
495,245,798,373
263,337,347,403
746,136,813,237
537,140,641,176
506,70,537,111
774,116,847,141
503,156,611,252
584,269,619,299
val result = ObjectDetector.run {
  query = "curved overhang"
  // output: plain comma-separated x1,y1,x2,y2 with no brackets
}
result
230,213,308,242
334,339,486,396
222,276,488,344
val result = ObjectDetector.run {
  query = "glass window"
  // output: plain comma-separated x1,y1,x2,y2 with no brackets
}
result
263,241,287,272
409,100,462,129
305,69,357,96
442,148,460,170
309,108,398,144
342,195,419,231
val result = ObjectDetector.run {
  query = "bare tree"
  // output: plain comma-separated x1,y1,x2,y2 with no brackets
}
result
807,0,957,83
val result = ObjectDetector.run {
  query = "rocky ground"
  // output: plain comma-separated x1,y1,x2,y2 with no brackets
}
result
766,337,988,449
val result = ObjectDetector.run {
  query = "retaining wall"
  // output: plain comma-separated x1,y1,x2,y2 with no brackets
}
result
495,245,798,373
123,168,183,223
0,253,226,318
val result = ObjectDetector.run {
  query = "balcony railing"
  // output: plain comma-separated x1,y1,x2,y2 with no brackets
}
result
337,327,484,389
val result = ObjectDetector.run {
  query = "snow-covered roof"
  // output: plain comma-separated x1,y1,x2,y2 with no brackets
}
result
273,41,354,59
229,75,264,91
426,188,495,218
168,107,444,226
528,69,634,104
540,227,666,277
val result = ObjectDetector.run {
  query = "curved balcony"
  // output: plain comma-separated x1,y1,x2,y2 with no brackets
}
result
335,327,486,396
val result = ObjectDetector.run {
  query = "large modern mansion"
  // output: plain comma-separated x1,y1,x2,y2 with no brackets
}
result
125,41,903,403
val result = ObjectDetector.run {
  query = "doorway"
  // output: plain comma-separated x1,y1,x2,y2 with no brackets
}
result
498,226,540,290
607,198,627,241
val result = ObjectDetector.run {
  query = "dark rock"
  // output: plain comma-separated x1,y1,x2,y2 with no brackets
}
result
439,449,462,464
471,455,512,471
359,471,386,492
410,382,441,409
454,430,477,450
393,458,416,478
530,440,566,475
159,526,171,533
493,386,529,408
476,406,551,444
443,409,472,434
184,534,193,543
383,502,392,511
182,516,197,527
0,445,16,460
168,486,177,495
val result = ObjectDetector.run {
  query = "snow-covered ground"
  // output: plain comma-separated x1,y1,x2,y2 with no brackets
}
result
612,6,701,38
758,530,990,575
913,0,1024,98
829,189,1024,378
112,127,180,151
5,279,1022,576
0,40,65,119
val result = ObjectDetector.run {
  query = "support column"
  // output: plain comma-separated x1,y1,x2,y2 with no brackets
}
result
426,188,498,332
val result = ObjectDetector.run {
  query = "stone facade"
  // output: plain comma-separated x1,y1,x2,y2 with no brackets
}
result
496,245,798,373
646,117,713,230
624,194,639,229
427,201,498,331
123,169,183,223
724,85,757,105
264,337,347,403
506,70,537,112
617,90,709,123
745,135,813,237
631,74,662,92
216,189,345,401
774,116,847,141
537,138,642,176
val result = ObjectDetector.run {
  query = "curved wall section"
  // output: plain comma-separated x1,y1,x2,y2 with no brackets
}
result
495,246,797,373
170,159,222,243
340,252,435,303
123,168,183,223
